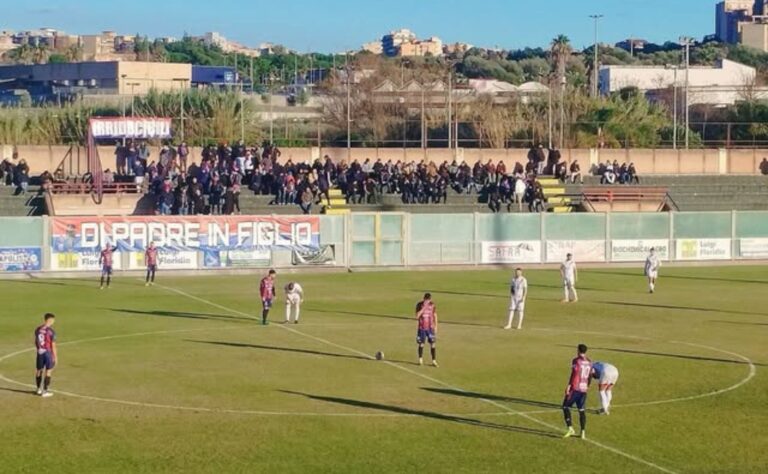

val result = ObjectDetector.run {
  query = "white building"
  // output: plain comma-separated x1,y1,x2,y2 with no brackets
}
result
599,59,759,106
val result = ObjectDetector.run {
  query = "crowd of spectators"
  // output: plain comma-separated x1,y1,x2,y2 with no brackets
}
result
105,141,619,215
0,154,31,195
596,160,640,185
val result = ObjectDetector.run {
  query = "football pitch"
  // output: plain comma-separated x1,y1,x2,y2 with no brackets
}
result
0,266,766,473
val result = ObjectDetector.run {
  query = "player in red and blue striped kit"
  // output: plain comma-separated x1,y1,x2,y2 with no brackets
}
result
259,269,277,325
562,343,593,439
34,313,57,398
99,244,116,289
145,242,158,286
415,293,438,367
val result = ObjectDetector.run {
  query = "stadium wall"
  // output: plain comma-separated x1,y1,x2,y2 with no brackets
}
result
2,145,767,176
2,212,768,274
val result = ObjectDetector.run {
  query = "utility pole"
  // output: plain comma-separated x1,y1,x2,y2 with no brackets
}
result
680,36,694,149
269,76,274,144
547,75,553,149
589,14,604,98
346,52,351,160
447,71,453,150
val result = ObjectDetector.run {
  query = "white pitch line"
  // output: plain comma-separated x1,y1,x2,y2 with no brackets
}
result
158,284,680,474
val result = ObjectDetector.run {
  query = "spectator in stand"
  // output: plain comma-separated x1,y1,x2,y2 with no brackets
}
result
17,168,29,195
223,186,235,215
160,185,174,215
300,186,314,214
232,182,241,214
627,162,640,184
126,141,138,177
133,160,145,191
496,160,507,183
535,145,547,175
488,185,502,213
40,170,54,192
601,162,616,185
177,142,189,173
138,142,151,166
570,160,583,184
555,157,568,182
209,176,223,215
513,176,527,212
103,169,114,185
114,141,127,176
761,158,768,175
283,172,297,205
546,148,561,175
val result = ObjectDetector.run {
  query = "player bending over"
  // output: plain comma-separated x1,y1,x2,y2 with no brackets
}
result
34,313,57,398
284,282,304,324
644,247,661,293
563,343,593,440
99,244,116,289
259,269,277,325
504,268,528,330
145,241,158,286
560,253,578,303
592,361,619,415
416,293,438,367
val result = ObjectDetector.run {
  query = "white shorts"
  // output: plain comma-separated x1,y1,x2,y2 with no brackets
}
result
286,294,301,306
509,298,525,312
563,278,575,288
647,271,658,280
599,366,620,386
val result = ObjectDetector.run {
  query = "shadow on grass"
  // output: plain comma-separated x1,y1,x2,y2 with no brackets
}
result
573,345,765,368
588,270,768,286
187,340,370,362
598,300,768,317
0,279,69,287
305,307,496,329
0,387,35,396
707,320,768,327
421,387,561,410
109,308,251,323
281,390,559,439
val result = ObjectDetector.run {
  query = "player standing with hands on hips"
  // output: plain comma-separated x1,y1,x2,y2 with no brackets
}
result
99,244,116,289
560,253,578,303
416,293,438,367
504,268,528,330
284,282,304,324
259,269,277,325
644,248,661,293
34,313,57,398
145,241,158,286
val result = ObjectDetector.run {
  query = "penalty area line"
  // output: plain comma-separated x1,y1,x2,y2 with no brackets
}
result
157,283,679,474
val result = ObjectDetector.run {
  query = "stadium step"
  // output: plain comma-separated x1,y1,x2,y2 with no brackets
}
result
325,208,350,215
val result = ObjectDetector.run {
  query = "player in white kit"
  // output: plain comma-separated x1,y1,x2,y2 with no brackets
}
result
644,248,661,293
504,268,528,330
591,361,619,415
560,253,578,303
284,282,304,324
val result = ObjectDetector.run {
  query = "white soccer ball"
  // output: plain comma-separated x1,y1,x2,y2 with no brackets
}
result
375,351,385,361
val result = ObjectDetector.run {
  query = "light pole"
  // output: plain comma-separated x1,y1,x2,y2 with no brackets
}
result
126,81,141,117
665,65,680,149
447,71,453,150
559,76,566,149
345,52,352,160
173,78,187,142
240,81,245,142
679,36,694,149
589,14,604,98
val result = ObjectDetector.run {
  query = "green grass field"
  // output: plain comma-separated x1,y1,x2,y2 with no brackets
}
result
0,266,766,473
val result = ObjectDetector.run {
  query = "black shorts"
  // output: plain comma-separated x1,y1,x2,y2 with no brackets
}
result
36,352,55,371
562,391,587,410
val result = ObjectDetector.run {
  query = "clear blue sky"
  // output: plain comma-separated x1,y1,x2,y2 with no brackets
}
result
5,0,715,52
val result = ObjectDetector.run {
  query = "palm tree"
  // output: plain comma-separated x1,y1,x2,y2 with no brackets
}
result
65,44,83,62
549,35,572,88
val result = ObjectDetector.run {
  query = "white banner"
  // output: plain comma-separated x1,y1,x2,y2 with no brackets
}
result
546,240,606,263
739,238,768,259
675,239,731,261
50,251,123,271
611,239,670,262
90,118,172,139
128,251,198,270
481,241,541,264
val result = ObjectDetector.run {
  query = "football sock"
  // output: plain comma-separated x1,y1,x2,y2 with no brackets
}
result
35,375,42,388
571,288,578,300
294,307,300,322
100,276,105,286
606,390,613,408
418,346,424,359
146,271,150,283
579,410,587,431
599,391,608,411
563,407,572,427
285,305,291,322
564,287,569,300
151,271,155,283
517,312,524,329
43,376,51,390
106,276,111,286
506,311,514,327
430,347,436,361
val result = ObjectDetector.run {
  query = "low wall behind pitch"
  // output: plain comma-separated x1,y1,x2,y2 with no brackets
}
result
2,211,768,274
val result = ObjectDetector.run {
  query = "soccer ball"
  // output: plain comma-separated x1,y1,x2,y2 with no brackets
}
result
375,351,385,361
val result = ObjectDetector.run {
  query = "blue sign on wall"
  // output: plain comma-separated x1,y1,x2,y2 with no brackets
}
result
0,247,42,272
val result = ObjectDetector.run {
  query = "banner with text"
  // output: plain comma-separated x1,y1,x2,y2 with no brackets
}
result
203,249,272,268
51,216,320,271
90,117,172,139
611,240,670,262
0,247,42,272
128,250,199,270
739,238,768,259
50,250,124,271
481,241,542,264
546,240,606,263
675,239,731,261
